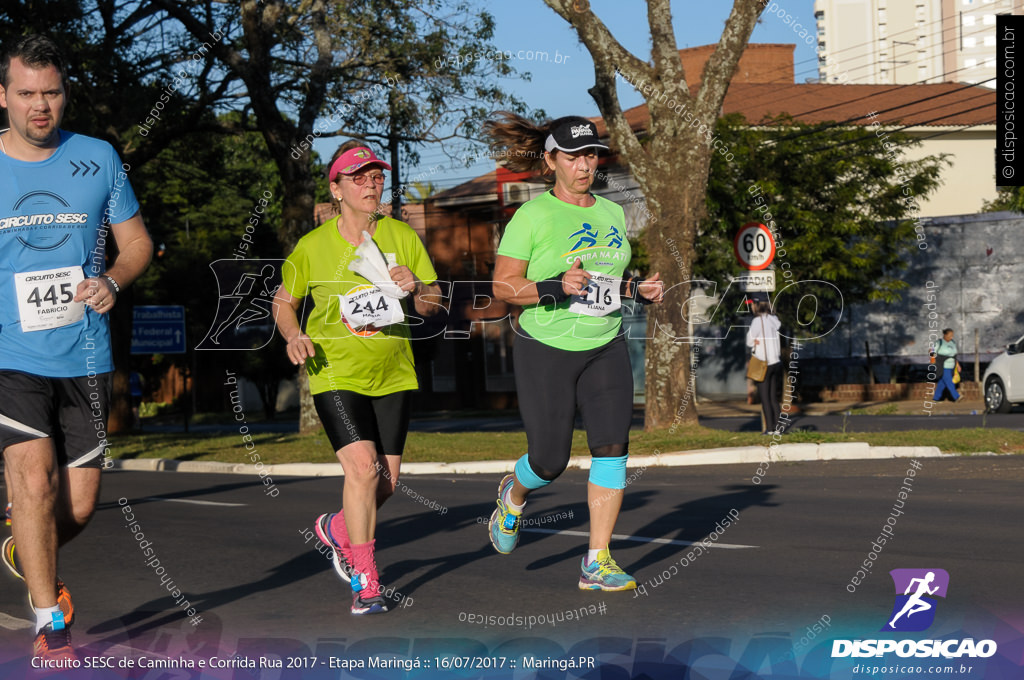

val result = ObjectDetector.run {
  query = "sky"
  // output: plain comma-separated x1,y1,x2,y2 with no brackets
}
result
398,0,820,192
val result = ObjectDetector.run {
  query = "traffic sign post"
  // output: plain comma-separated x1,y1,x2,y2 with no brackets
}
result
131,305,186,354
734,222,776,271
131,305,190,432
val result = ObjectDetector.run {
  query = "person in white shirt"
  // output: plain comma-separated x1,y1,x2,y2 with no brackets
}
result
746,300,783,434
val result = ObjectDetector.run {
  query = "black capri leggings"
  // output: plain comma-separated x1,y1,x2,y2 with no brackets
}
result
312,389,411,455
514,331,633,481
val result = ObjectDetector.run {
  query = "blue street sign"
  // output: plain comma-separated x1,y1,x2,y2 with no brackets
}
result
132,305,186,354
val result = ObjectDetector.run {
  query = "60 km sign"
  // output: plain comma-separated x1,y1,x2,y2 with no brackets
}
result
734,222,775,270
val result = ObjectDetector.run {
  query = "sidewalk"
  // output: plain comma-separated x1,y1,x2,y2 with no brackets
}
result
112,441,952,477
696,396,986,418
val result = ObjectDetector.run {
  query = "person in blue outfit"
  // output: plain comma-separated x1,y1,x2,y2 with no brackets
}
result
0,35,152,662
932,328,961,402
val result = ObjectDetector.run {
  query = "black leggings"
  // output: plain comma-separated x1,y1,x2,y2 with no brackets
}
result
758,362,783,434
312,389,411,455
514,332,632,481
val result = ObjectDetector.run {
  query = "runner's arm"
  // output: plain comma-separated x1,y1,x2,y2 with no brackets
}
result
493,255,588,305
74,212,153,309
413,281,442,316
272,286,316,365
388,265,442,316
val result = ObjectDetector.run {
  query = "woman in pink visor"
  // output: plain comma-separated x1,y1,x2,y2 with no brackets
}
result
273,141,440,615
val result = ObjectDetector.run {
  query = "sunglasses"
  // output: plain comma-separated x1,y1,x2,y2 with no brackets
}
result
342,173,386,186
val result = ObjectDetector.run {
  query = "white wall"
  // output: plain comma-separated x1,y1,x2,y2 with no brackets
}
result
905,127,997,217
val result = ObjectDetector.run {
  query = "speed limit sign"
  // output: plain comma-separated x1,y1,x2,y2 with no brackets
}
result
734,222,775,270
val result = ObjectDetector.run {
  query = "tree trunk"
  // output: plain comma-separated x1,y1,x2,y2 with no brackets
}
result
538,0,765,431
297,370,320,435
642,143,710,430
275,154,321,434
389,118,402,220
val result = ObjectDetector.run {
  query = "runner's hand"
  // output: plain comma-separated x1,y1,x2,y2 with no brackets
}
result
562,258,589,297
74,277,117,314
389,265,418,294
637,273,664,303
286,333,316,365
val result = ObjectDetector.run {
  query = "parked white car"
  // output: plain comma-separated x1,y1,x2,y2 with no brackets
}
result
983,334,1024,413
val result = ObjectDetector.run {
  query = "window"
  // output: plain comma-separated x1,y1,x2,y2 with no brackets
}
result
984,35,996,46
964,36,977,47
878,9,887,22
984,14,996,25
985,58,996,68
963,15,976,26
965,58,978,68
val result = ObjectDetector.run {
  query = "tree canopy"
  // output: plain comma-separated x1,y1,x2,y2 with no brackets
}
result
700,114,947,331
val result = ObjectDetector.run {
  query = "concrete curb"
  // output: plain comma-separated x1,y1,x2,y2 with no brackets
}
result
109,443,953,478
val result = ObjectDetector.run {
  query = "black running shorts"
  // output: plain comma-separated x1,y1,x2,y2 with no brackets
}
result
312,389,411,455
0,370,111,469
513,332,633,480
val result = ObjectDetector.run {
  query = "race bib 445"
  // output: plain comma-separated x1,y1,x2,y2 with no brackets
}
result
14,266,85,331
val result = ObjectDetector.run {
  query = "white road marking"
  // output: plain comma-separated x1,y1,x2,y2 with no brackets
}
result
0,611,34,630
520,528,757,549
141,497,246,507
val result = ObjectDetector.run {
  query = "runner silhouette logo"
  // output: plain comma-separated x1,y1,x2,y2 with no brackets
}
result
882,569,949,632
196,259,286,350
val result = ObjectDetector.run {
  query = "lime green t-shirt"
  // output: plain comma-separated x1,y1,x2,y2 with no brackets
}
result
282,216,438,396
496,191,631,351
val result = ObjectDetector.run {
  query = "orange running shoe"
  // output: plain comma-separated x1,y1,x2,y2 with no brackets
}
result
33,616,77,667
4,538,74,625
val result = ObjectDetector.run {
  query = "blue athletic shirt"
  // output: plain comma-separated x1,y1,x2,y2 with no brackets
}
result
0,130,139,377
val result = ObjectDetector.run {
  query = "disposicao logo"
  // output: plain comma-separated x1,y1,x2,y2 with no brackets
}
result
884,568,948,632
832,568,997,659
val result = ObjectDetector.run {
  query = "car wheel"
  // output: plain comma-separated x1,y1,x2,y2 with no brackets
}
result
985,376,1012,413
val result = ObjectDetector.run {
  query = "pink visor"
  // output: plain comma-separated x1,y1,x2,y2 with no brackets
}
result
328,147,391,180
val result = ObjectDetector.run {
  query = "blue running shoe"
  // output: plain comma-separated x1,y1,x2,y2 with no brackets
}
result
349,572,388,615
488,474,522,554
579,548,637,591
314,513,354,582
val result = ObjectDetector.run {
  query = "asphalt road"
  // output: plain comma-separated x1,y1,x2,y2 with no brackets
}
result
2,457,1022,678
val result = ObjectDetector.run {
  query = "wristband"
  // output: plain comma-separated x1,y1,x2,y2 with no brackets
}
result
619,275,636,299
102,274,121,295
630,275,655,305
536,273,569,303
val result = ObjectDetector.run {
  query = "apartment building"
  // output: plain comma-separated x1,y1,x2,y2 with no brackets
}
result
814,0,1023,87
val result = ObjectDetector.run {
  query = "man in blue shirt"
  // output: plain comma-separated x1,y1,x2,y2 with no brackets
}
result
0,35,152,662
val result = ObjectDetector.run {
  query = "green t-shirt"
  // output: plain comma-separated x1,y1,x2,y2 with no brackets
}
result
497,191,631,351
282,216,438,396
